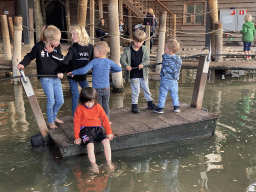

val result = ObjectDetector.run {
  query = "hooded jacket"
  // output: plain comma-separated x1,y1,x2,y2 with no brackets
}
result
160,54,182,80
240,21,256,42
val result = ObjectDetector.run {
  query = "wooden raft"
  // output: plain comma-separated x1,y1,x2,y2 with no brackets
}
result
49,101,218,157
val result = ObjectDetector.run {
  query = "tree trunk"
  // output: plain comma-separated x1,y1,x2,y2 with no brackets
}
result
33,0,45,42
77,0,88,27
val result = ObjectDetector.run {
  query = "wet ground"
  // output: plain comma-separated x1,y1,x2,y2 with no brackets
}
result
1,66,256,192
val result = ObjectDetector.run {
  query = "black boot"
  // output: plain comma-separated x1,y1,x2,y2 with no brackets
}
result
147,101,156,110
131,104,140,113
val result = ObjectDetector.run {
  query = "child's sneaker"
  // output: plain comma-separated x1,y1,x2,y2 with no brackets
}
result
174,106,181,113
155,107,163,114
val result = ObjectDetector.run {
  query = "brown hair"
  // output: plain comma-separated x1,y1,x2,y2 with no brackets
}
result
79,87,98,104
69,24,90,46
40,25,61,42
165,39,181,53
132,29,146,42
94,41,110,55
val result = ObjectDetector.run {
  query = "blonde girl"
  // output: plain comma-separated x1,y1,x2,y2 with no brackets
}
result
17,25,65,129
61,25,94,116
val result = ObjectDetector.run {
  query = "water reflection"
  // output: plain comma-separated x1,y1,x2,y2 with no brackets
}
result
1,69,256,191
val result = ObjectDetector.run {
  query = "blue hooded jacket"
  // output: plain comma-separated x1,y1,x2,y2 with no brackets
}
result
160,54,182,80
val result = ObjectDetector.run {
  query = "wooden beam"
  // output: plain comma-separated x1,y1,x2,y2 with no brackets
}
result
90,0,95,45
77,0,88,27
0,15,12,60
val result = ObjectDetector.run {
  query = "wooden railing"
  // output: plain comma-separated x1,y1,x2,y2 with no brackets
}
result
125,0,176,38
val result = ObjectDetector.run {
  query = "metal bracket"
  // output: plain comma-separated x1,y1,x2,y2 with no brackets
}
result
19,69,35,97
201,47,211,73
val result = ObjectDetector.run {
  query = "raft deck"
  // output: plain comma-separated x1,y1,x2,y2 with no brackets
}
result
49,101,218,157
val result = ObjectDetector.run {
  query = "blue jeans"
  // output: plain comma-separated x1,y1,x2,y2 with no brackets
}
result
95,87,110,117
68,78,89,116
130,78,153,104
40,77,64,123
158,78,179,108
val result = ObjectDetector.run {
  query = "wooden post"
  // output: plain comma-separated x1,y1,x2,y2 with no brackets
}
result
191,53,211,109
145,25,150,54
119,0,123,20
99,0,103,19
209,0,218,56
0,15,12,60
156,11,167,73
12,16,23,85
90,0,95,45
128,9,132,38
21,0,30,44
215,22,223,62
28,8,35,48
77,0,88,28
33,0,45,42
14,85,28,125
20,70,50,144
65,0,71,42
8,16,14,41
173,14,176,39
108,0,124,92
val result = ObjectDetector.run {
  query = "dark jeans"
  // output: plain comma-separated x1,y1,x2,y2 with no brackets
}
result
150,32,153,51
95,87,110,117
96,29,105,41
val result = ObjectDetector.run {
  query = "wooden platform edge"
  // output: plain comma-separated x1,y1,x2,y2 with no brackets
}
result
54,117,218,158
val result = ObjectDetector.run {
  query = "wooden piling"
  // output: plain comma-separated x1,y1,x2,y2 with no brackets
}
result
77,0,88,28
173,14,176,39
90,0,95,45
145,25,150,54
98,0,103,19
108,0,124,92
156,11,167,73
0,15,12,60
209,0,218,56
119,0,123,20
191,55,211,109
12,16,23,85
7,16,14,41
215,22,223,62
65,0,71,42
33,0,44,42
28,8,35,48
128,9,132,39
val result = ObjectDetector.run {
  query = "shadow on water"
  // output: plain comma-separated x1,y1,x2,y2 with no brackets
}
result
2,69,256,191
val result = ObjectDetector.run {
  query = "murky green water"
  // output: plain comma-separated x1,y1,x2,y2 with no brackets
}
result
1,68,256,192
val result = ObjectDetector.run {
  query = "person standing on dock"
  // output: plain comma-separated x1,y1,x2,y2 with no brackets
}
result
60,25,94,117
17,25,65,129
68,41,122,118
121,29,156,113
74,87,114,173
240,14,256,61
155,39,182,114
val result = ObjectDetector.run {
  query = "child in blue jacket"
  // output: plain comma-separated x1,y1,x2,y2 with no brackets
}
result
155,39,182,114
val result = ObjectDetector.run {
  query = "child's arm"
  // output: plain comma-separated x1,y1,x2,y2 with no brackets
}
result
49,45,65,62
71,60,94,76
110,60,122,73
120,50,132,71
18,44,39,69
73,106,82,144
98,104,113,140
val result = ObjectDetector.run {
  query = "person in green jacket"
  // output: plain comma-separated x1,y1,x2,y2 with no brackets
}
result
240,14,256,61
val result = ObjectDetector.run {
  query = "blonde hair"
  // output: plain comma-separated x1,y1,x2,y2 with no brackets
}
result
40,25,61,42
69,25,90,46
94,41,110,55
165,39,181,53
244,14,253,22
148,8,154,15
132,29,146,42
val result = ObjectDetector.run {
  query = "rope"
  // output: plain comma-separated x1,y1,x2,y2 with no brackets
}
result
0,74,72,82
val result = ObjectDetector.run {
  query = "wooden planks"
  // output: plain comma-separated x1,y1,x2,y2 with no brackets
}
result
49,100,218,157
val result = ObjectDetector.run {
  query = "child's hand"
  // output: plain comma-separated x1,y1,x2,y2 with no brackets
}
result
74,138,82,145
67,72,74,77
17,64,24,70
126,66,132,71
57,73,64,79
138,64,143,70
44,44,54,53
107,134,114,141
